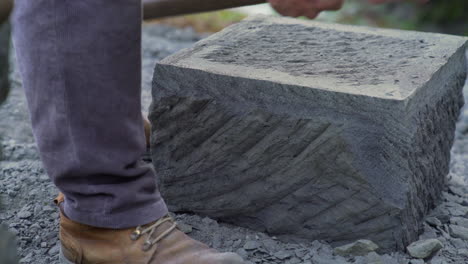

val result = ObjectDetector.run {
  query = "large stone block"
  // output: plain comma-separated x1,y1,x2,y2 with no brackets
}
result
149,16,467,251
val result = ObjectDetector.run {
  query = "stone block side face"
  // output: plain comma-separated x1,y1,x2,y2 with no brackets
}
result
398,48,467,248
0,21,10,104
150,94,404,250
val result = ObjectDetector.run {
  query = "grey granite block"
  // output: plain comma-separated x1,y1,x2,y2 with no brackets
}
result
0,21,10,104
149,16,467,251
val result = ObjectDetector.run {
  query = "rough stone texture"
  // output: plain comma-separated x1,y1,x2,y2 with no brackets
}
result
149,16,468,252
0,21,10,104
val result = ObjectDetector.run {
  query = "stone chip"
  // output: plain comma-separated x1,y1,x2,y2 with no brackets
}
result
406,239,443,259
333,239,379,257
449,225,468,240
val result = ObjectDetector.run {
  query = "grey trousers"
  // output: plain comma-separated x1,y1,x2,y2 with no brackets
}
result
12,0,168,228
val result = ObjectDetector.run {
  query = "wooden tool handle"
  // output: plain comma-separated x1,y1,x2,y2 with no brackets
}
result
0,0,266,25
144,0,267,20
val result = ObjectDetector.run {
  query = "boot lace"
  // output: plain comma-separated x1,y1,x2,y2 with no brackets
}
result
130,215,178,251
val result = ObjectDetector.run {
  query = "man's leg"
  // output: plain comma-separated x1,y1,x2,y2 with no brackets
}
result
12,1,244,263
12,0,167,228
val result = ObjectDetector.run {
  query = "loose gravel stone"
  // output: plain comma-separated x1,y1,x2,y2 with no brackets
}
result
406,239,443,259
426,217,442,227
450,216,468,228
243,240,261,250
17,210,32,219
354,252,382,264
274,250,292,260
334,240,379,257
449,224,468,240
458,248,468,258
48,244,60,256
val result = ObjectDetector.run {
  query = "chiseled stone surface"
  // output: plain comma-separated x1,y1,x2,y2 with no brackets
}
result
149,16,468,251
0,21,10,104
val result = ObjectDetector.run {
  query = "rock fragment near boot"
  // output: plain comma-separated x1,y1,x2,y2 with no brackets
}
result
333,239,379,257
406,239,443,259
149,16,468,251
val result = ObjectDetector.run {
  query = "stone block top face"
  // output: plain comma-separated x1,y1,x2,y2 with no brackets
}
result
159,15,467,102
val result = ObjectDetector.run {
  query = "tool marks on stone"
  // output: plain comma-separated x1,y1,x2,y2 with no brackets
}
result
150,16,468,252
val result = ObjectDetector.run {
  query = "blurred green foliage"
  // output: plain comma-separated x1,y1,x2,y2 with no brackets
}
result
147,10,246,33
154,1,467,35
419,0,468,24
316,0,468,36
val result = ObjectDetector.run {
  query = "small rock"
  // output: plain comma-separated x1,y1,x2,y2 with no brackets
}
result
434,214,450,224
42,205,54,212
274,250,292,260
286,257,302,264
406,239,443,259
243,240,260,251
419,224,438,240
380,254,401,264
232,239,242,248
425,217,442,227
449,225,468,240
177,223,192,234
458,248,468,258
430,256,446,264
17,210,32,219
446,204,468,217
294,248,308,258
19,252,32,264
333,239,379,257
48,244,60,256
450,237,466,248
235,248,248,259
201,217,216,226
40,242,47,248
363,252,383,264
448,185,467,198
450,217,468,228
38,175,49,182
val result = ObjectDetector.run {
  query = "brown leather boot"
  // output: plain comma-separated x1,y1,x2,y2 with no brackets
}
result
143,113,151,148
54,194,244,264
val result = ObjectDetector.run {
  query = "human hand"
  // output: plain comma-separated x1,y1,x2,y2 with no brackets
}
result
269,0,429,19
268,0,345,19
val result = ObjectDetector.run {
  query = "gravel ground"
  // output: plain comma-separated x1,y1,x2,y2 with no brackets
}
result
1,24,468,264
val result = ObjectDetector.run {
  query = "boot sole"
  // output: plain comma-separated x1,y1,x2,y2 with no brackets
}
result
59,244,75,264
